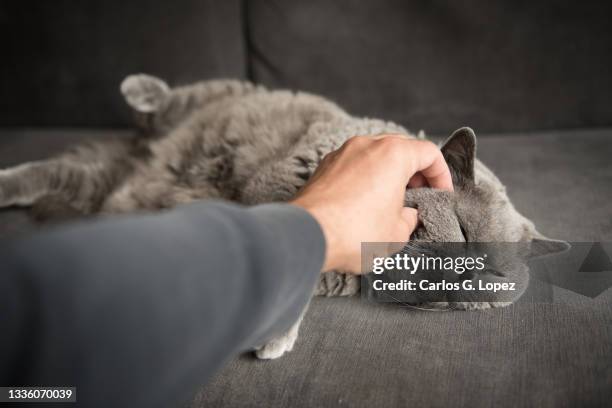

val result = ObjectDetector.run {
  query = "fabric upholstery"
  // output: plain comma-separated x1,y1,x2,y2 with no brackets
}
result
0,128,610,407
3,1,612,133
247,0,612,134
194,295,611,408
0,1,245,127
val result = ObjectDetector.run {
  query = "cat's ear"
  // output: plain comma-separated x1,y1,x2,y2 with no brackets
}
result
528,231,571,259
440,127,476,186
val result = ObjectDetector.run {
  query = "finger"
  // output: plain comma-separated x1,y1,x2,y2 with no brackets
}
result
398,207,419,240
372,133,409,141
407,141,454,191
320,149,338,164
407,173,427,188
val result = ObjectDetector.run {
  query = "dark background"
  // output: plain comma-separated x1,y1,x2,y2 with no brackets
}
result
2,0,612,134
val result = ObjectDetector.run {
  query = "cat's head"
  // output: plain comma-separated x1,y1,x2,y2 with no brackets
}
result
406,127,567,249
402,128,569,306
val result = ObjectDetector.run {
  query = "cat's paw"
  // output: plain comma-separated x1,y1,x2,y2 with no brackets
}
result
315,271,361,296
120,74,170,113
453,301,512,310
254,332,297,360
419,301,512,311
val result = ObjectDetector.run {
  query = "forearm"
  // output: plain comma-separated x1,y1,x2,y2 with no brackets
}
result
0,201,325,407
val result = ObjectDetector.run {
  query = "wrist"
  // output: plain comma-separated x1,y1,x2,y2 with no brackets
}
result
289,199,342,272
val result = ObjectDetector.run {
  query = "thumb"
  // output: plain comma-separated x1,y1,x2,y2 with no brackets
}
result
397,207,419,241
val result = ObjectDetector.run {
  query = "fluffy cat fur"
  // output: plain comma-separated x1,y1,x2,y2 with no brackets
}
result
0,74,568,359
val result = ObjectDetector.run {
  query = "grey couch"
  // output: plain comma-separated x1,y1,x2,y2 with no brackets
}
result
1,1,611,407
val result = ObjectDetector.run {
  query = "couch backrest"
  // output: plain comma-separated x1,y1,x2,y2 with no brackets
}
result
2,1,611,134
0,1,245,127
247,0,612,134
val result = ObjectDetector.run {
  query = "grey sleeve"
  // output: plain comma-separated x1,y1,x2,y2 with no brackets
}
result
0,201,325,408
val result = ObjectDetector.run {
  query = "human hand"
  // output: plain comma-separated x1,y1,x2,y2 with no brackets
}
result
290,135,453,274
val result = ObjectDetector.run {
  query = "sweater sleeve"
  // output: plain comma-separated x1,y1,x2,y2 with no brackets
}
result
0,201,325,408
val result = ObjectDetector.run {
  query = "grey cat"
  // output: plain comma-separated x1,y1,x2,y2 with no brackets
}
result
0,74,568,359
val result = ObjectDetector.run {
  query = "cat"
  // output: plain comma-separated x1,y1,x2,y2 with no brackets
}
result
0,74,568,359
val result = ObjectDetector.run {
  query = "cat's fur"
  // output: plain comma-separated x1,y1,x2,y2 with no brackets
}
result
0,74,568,359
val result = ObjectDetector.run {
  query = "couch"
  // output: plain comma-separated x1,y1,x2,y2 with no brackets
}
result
1,1,611,407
